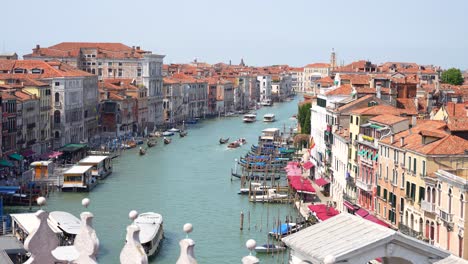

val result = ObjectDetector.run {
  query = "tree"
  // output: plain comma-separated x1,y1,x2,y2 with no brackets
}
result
441,68,464,85
302,109,311,134
297,102,311,133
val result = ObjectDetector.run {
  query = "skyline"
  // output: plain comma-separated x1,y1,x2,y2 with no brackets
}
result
2,0,467,69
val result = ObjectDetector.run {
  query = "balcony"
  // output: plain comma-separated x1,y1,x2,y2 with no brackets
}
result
355,178,373,192
439,209,454,224
40,106,52,112
27,139,36,146
400,163,405,167
421,200,436,214
398,223,423,239
54,101,62,108
27,123,36,129
53,123,64,130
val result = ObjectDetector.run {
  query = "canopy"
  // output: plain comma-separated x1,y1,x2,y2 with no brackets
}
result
8,153,23,161
308,204,340,221
288,176,315,194
355,208,369,218
59,144,87,153
270,223,294,235
39,151,63,160
370,124,383,129
315,178,329,187
0,159,13,167
372,154,379,161
303,161,314,170
287,168,302,176
343,200,356,211
21,149,35,157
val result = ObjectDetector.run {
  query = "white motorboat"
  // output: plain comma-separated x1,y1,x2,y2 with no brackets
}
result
263,113,276,122
254,244,286,253
133,212,164,257
168,128,180,133
238,183,271,195
260,99,273,106
250,189,288,202
243,114,256,123
49,211,81,245
162,131,174,136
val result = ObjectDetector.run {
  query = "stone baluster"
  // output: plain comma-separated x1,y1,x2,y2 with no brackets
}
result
176,223,197,264
73,198,99,264
241,239,259,264
323,255,336,264
23,197,60,264
120,210,148,264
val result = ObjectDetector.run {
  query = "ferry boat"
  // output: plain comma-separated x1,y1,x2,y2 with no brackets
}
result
162,131,174,136
133,212,164,257
260,99,273,106
263,113,275,122
243,114,257,123
250,189,288,202
62,165,97,192
78,155,112,180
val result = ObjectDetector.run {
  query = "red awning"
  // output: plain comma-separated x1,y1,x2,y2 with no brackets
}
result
303,161,314,170
287,168,302,176
343,200,355,210
39,151,63,160
288,176,315,194
21,149,35,157
355,208,369,218
364,214,391,228
314,178,329,187
308,204,340,221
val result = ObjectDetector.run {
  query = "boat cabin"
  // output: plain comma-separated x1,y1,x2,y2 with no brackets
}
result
133,212,164,257
48,211,81,246
260,128,280,143
10,213,63,244
30,161,55,181
263,113,275,122
78,155,112,179
243,114,257,123
62,165,96,192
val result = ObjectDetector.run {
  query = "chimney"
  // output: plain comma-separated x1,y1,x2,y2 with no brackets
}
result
390,134,394,144
33,44,40,54
400,136,405,147
136,46,140,50
132,46,135,50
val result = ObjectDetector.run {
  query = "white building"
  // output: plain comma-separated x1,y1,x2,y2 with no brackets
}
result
303,63,330,94
330,127,351,212
257,75,272,102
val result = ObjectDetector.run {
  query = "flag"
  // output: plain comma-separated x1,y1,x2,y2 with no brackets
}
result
308,137,315,154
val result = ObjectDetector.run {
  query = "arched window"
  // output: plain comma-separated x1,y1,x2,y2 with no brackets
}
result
438,183,442,206
410,214,414,230
55,92,60,103
54,131,60,138
426,187,431,203
448,189,453,214
432,188,436,203
54,110,61,123
461,194,465,219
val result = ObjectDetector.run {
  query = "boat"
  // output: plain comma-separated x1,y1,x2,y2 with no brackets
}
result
78,155,113,180
250,189,288,202
243,114,256,123
268,223,301,239
169,128,180,133
254,244,286,253
237,138,247,145
127,141,137,148
163,137,171,145
133,212,164,257
48,211,81,246
228,141,240,149
179,130,188,137
231,169,281,181
135,138,144,145
147,140,157,148
219,137,229,144
61,165,97,192
260,99,273,106
185,119,198,124
238,183,272,195
139,147,147,155
162,131,174,136
263,114,276,122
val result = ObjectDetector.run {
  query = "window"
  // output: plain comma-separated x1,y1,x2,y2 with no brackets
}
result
406,181,411,197
410,183,416,201
118,62,123,66
98,68,102,76
448,189,453,214
356,117,359,125
45,89,51,96
108,62,112,66
438,184,442,206
401,173,405,188
383,189,387,201
422,160,426,176
53,110,61,123
350,116,353,124
377,185,381,197
137,68,142,77
419,186,425,203
118,69,123,77
55,92,60,103
55,82,60,86
461,195,464,219
31,68,43,74
408,156,411,171
413,158,417,174
400,197,405,212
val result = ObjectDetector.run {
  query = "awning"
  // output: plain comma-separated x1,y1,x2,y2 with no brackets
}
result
355,208,369,218
288,176,315,194
21,149,35,157
39,151,63,160
308,204,340,221
364,214,391,228
343,200,356,211
370,124,383,129
315,178,329,187
8,153,23,161
303,161,314,170
372,154,379,161
58,143,87,153
0,159,14,167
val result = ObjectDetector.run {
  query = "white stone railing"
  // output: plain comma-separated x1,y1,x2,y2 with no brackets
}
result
20,197,258,263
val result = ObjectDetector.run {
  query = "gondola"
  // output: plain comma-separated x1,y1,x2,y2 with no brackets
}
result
147,140,156,148
219,137,229,144
139,147,147,155
163,137,171,145
179,130,188,137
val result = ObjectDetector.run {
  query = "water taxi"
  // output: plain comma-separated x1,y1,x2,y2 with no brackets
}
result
30,160,55,181
263,113,275,122
260,128,281,144
78,155,112,180
62,165,97,192
250,189,288,202
133,212,164,257
243,114,256,123
260,99,273,106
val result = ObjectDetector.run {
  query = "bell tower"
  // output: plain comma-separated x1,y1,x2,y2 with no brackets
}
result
330,48,336,70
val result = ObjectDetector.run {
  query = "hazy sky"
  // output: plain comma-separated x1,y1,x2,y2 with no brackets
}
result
2,0,467,69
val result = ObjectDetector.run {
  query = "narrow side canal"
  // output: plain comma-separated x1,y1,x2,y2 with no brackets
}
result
43,97,300,263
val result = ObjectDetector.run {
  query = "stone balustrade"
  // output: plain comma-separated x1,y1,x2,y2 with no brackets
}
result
18,197,259,263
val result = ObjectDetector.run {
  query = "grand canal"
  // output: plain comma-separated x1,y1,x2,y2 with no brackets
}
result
44,97,300,263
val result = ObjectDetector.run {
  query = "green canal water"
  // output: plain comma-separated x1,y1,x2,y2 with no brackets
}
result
43,97,300,263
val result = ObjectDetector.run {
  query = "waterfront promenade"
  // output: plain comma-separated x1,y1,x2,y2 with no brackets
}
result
28,98,299,263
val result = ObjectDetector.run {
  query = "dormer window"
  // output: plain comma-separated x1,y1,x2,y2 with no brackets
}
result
31,68,43,74
14,68,26,74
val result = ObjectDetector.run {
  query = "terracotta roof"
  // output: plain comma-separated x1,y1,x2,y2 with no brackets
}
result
0,92,16,100
305,63,330,68
396,98,418,115
333,128,350,140
316,76,334,84
99,79,139,91
340,74,370,85
14,90,36,101
351,105,401,116
0,60,93,78
369,114,408,125
445,102,467,118
325,84,353,96
447,117,468,132
419,130,447,139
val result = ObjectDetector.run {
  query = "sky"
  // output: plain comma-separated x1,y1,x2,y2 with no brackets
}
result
2,0,467,69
